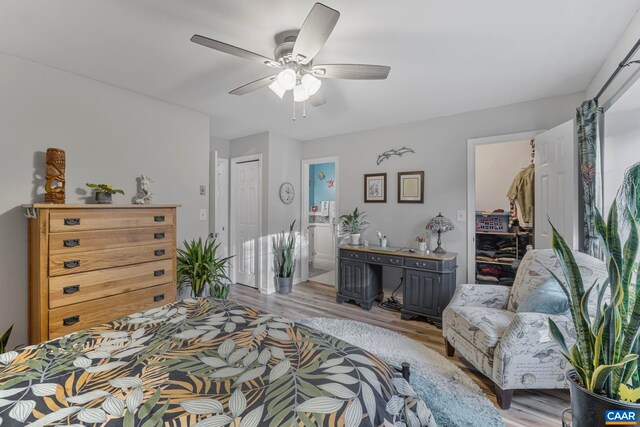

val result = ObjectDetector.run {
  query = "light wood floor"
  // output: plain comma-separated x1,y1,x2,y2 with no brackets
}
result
229,281,570,427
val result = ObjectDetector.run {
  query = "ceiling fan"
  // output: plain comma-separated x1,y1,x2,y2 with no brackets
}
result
190,2,390,116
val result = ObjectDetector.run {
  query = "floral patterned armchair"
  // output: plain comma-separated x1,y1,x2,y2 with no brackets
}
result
442,249,607,409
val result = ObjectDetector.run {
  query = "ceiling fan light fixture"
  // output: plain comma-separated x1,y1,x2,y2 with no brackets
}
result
293,84,309,102
277,69,297,90
269,80,286,99
301,74,321,96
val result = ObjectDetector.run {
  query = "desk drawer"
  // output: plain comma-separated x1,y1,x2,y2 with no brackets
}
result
49,226,174,254
404,258,440,271
49,259,174,308
339,249,366,261
49,208,174,232
367,253,403,266
50,243,174,276
49,282,175,339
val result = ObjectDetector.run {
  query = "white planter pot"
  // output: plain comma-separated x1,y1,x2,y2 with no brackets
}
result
350,233,361,245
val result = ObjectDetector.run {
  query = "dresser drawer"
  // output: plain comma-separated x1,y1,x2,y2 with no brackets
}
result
367,253,403,266
49,226,175,254
339,249,366,261
404,258,440,271
49,243,174,276
49,208,174,232
49,259,174,308
49,282,175,339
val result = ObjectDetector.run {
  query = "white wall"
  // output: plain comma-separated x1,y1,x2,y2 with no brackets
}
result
475,139,532,212
0,52,210,348
302,92,585,287
604,107,640,211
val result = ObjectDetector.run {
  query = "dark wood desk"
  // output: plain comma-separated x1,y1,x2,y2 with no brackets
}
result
337,245,458,325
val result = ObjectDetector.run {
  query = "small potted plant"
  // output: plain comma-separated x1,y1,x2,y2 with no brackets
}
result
86,183,124,204
272,220,297,294
177,237,233,299
340,207,369,245
548,162,640,426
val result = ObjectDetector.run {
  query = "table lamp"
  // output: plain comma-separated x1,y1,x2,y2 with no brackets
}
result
426,212,454,254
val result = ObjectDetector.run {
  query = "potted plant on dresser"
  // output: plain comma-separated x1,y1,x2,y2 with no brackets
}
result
177,237,233,299
273,220,297,294
549,163,640,426
86,183,124,204
340,207,369,245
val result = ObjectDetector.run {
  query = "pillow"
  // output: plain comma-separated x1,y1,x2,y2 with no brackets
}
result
516,278,569,315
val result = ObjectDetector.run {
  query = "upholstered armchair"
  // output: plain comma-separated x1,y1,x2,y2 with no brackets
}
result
442,249,607,409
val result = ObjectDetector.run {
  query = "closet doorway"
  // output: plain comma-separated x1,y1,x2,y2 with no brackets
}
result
467,125,579,284
301,157,339,287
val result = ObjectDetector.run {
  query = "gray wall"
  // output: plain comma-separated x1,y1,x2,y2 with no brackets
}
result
0,52,210,348
210,135,230,159
302,92,585,291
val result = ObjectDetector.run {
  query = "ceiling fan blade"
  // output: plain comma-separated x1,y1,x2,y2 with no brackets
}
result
309,91,326,107
292,3,340,65
191,34,279,67
229,75,278,96
312,64,391,80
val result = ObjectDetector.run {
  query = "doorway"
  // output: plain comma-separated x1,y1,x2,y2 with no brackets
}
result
230,155,262,288
301,157,339,286
215,156,229,258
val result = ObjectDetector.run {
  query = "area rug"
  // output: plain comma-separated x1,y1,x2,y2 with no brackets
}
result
298,317,504,427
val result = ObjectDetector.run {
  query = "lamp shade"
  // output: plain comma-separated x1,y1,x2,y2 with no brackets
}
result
301,74,321,96
277,68,296,90
293,84,309,102
425,213,455,233
269,80,286,98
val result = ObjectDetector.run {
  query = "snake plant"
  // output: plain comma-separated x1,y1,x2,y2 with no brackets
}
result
177,237,234,299
549,162,640,402
273,220,297,278
0,325,12,354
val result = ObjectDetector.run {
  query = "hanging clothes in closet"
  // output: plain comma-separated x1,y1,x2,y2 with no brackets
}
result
507,164,534,229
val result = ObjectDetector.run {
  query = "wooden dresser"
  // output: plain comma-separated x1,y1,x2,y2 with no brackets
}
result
26,204,179,343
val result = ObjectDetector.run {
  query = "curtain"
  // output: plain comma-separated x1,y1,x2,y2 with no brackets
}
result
576,99,603,258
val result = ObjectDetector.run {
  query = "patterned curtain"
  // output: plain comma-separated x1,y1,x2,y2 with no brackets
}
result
576,99,603,258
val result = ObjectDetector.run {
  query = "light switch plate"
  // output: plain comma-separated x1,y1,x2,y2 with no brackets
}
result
199,209,207,221
200,185,206,196
457,210,466,222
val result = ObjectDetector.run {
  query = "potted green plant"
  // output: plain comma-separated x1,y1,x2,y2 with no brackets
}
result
549,162,640,426
340,207,369,245
0,325,12,354
272,220,297,294
86,183,125,204
177,237,233,299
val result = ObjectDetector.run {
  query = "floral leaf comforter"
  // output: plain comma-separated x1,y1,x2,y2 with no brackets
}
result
0,298,434,426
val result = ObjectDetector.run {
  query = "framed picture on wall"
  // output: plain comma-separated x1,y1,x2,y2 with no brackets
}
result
364,173,387,203
398,171,424,203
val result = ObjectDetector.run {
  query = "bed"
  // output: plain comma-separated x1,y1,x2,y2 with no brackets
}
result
0,298,435,426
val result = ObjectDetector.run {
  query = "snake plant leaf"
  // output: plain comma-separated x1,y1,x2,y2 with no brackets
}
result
590,354,638,392
621,212,639,316
619,384,640,404
548,319,571,361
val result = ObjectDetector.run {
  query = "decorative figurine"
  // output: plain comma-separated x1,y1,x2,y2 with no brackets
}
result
44,148,66,204
134,175,153,204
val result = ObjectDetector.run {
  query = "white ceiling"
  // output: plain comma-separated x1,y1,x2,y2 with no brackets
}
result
0,0,638,141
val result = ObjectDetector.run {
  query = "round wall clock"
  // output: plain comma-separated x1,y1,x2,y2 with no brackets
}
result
279,182,295,204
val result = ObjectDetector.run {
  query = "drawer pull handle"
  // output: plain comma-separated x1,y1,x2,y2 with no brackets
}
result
416,262,426,267
372,257,380,261
64,260,80,269
154,249,166,256
154,232,165,240
63,239,80,248
391,259,400,264
154,215,165,222
154,269,165,277
63,285,80,294
153,294,165,302
350,254,356,258
63,316,80,326
64,218,80,226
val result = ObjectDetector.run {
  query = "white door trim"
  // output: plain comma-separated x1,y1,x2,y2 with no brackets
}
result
466,130,543,283
230,154,263,289
301,156,339,285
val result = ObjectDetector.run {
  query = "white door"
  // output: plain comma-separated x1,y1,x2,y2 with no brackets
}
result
535,120,579,250
215,158,229,257
232,159,260,287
